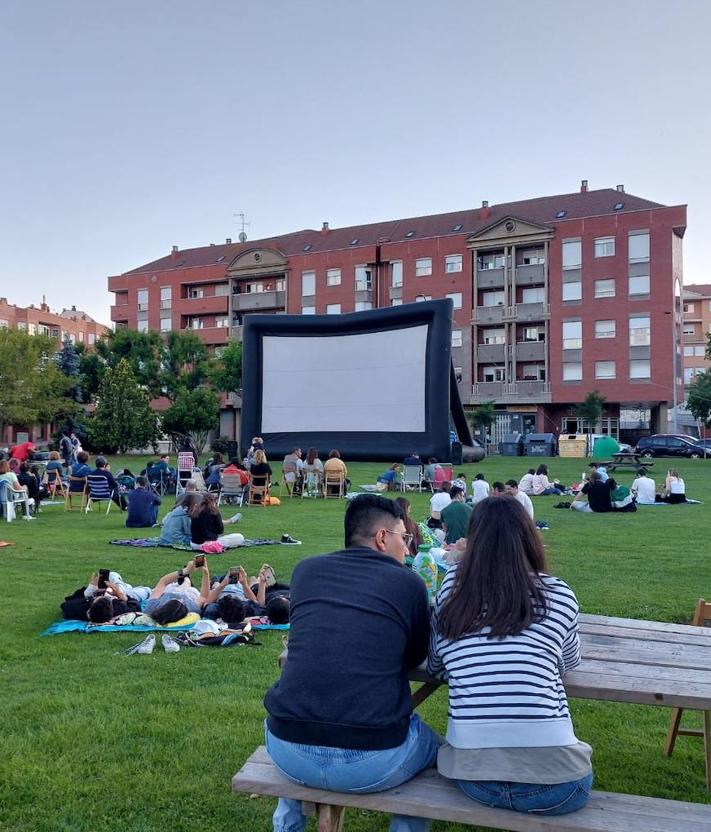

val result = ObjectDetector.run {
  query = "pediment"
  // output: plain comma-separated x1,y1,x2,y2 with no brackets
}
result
468,216,553,247
227,247,287,276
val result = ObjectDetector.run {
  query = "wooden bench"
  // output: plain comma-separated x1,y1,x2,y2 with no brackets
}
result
233,746,711,831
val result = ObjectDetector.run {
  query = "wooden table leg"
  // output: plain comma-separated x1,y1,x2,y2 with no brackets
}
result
317,803,345,831
412,681,442,707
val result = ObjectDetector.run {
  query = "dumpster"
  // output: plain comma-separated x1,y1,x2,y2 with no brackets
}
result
499,433,523,456
524,432,557,457
558,434,588,458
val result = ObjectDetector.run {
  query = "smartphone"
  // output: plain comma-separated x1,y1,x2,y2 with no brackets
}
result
177,568,185,586
194,555,206,568
229,566,241,584
98,569,110,589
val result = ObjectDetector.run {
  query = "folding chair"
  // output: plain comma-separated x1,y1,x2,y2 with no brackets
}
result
280,463,301,498
247,474,270,506
432,467,453,490
84,475,114,515
64,476,87,511
145,465,167,496
176,452,196,496
302,468,323,498
663,598,711,789
323,472,345,499
217,472,246,507
403,465,423,492
46,469,67,499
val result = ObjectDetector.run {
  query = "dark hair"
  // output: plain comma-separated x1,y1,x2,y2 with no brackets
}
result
152,599,188,625
527,468,535,475
344,494,405,548
95,456,107,469
77,451,89,464
607,478,617,490
504,479,518,489
160,454,169,460
88,595,115,623
176,492,201,510
20,461,30,473
440,481,452,494
589,471,601,482
588,462,599,469
228,457,245,468
190,492,219,518
135,475,148,488
428,457,438,464
328,449,341,459
637,467,647,477
394,496,411,515
535,464,548,476
216,595,245,627
122,468,133,476
491,481,506,494
457,472,466,478
266,595,290,624
212,452,223,465
449,485,465,500
306,447,319,465
474,473,485,481
437,497,548,640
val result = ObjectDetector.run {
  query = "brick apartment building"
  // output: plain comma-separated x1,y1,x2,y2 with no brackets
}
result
0,297,110,445
682,285,711,385
108,183,686,444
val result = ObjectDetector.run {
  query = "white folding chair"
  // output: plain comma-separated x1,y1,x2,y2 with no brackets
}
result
403,465,423,492
176,452,196,496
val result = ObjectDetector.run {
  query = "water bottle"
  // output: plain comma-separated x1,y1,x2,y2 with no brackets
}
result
412,544,438,604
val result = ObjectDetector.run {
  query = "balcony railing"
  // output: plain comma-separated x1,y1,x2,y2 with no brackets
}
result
472,381,552,403
233,290,286,312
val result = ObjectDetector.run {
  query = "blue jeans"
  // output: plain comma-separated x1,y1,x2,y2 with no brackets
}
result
457,773,593,815
540,487,564,496
265,714,440,832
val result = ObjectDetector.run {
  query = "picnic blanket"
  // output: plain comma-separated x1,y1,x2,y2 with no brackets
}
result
42,617,289,636
110,537,283,548
636,499,702,506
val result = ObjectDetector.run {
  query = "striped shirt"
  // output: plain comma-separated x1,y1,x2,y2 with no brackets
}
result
428,568,581,749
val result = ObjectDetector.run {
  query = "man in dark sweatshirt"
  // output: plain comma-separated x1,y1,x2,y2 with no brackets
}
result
264,494,439,832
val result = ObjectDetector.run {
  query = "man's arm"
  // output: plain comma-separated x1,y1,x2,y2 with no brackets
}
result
404,582,430,670
149,564,190,599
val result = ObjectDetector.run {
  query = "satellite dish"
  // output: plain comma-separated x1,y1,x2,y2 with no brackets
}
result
238,231,248,243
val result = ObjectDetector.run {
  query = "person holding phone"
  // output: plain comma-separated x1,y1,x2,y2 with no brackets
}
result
144,560,212,618
61,571,151,623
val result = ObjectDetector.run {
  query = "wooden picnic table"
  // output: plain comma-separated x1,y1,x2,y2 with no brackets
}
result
599,452,653,471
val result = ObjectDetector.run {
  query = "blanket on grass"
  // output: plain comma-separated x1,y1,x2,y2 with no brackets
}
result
109,537,282,548
42,617,289,636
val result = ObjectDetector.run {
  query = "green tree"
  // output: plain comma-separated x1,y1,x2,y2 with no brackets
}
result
56,335,82,401
576,390,606,431
210,340,242,393
161,387,219,454
88,359,158,453
687,371,711,426
471,400,496,444
160,331,212,400
95,329,164,397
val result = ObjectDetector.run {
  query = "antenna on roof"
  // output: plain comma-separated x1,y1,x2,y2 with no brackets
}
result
233,210,251,243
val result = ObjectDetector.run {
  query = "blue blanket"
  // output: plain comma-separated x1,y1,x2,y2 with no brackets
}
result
42,619,289,636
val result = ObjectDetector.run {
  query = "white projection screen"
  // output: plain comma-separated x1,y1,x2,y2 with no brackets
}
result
240,299,472,461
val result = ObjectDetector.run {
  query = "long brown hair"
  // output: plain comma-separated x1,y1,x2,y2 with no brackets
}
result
189,492,220,518
394,496,421,555
437,496,548,640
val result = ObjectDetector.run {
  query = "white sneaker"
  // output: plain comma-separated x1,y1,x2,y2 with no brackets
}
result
123,634,156,655
227,512,242,524
162,634,180,653
24,515,36,521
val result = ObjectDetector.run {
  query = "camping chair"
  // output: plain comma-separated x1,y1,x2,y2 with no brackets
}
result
217,472,246,507
176,452,196,496
84,475,114,515
64,476,87,511
663,598,711,789
247,474,270,506
432,466,453,490
324,472,345,499
145,465,168,496
46,468,67,499
403,465,423,492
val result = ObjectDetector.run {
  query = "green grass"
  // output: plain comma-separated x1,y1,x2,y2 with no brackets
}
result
2,455,711,831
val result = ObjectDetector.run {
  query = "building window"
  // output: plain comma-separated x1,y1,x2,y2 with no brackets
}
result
245,282,264,294
78,331,84,343
451,330,463,348
595,361,616,379
302,271,316,296
215,317,229,328
684,302,695,313
562,320,582,350
326,268,341,286
563,362,583,381
683,325,695,336
685,367,702,384
0,319,8,328
595,320,616,339
188,287,204,299
391,261,403,287
355,266,372,291
446,292,463,309
454,367,463,383
28,323,36,335
478,253,505,270
137,320,149,333
160,286,172,309
521,287,545,304
215,283,229,296
445,254,463,273
522,364,545,381
88,333,95,345
354,301,372,312
562,240,582,270
630,359,651,379
137,289,149,310
695,345,706,357
483,328,505,345
520,249,545,265
16,321,27,330
191,318,204,330
160,316,172,332
684,345,694,356
415,257,432,277
414,295,432,302
594,237,615,258
482,290,505,307
628,231,650,262
562,281,582,301
301,306,316,315
629,315,651,346
483,366,505,382
391,299,403,306
326,304,341,315
595,279,616,298
522,326,543,342
629,274,650,296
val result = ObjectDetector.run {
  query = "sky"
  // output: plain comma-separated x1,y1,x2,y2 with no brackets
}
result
1,0,709,325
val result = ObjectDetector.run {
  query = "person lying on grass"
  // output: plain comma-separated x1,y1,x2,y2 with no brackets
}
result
61,571,151,623
203,565,290,624
144,560,212,618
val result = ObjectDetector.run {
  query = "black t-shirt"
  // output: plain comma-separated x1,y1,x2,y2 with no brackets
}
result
249,463,272,484
265,547,430,751
582,480,613,512
60,587,139,620
191,510,224,544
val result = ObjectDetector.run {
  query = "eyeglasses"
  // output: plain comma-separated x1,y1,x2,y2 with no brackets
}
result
383,529,414,547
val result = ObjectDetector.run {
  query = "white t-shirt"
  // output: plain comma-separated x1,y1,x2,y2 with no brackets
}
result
430,492,452,516
669,478,685,495
632,476,656,504
514,490,534,519
471,479,490,504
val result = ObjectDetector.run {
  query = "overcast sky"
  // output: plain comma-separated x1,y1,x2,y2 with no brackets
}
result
1,0,709,325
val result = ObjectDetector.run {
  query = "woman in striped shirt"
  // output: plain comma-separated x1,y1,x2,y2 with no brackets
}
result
428,496,593,816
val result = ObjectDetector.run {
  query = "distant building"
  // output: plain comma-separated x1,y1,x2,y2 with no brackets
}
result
108,182,686,445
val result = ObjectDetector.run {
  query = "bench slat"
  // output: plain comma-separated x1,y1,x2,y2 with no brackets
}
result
580,623,711,646
580,614,708,637
233,748,711,831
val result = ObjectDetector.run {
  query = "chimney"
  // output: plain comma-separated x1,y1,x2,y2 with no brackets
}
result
480,200,490,221
580,179,588,193
321,221,330,235
226,238,232,244
41,302,49,312
171,245,179,259
71,305,76,311
616,184,625,192
0,297,6,304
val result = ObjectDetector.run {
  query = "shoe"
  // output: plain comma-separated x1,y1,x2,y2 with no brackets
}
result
162,634,180,653
122,634,156,655
228,512,242,524
260,564,277,587
24,515,37,521
280,534,301,545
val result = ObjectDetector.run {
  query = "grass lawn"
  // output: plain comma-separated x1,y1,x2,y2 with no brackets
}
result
2,454,711,832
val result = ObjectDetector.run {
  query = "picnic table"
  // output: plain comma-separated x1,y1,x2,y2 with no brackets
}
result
599,452,653,471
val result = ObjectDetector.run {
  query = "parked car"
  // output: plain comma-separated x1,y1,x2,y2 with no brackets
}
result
635,434,708,458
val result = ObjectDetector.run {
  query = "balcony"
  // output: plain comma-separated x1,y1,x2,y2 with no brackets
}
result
176,294,229,316
514,340,546,361
355,287,373,304
474,305,505,324
389,285,403,301
514,302,549,321
472,381,552,404
182,326,229,345
476,268,505,289
233,290,286,312
515,264,545,285
476,343,506,363
110,304,129,320
474,381,504,398
514,381,551,400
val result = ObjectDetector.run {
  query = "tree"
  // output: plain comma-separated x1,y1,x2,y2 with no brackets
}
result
56,335,82,402
210,340,242,393
575,391,606,431
88,359,158,453
95,329,164,398
471,401,496,444
161,387,219,454
160,331,212,400
687,371,711,427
